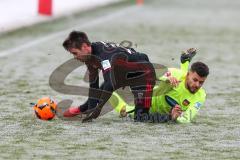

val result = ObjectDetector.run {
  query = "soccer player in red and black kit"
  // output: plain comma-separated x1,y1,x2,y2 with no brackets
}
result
62,31,156,122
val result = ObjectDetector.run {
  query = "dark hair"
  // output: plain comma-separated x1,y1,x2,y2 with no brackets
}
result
62,31,91,50
190,61,209,77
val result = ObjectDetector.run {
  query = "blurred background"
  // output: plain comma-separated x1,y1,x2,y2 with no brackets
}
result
0,0,122,32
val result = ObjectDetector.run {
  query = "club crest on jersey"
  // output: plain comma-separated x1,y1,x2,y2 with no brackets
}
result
101,60,111,70
182,99,190,106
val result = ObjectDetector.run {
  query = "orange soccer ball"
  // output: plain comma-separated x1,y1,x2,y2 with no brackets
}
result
33,97,57,120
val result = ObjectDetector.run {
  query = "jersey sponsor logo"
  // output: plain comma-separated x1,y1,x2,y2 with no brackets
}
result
101,60,111,70
126,48,132,54
182,99,190,106
194,102,202,110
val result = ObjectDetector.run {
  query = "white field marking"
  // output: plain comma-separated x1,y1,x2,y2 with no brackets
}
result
0,5,137,58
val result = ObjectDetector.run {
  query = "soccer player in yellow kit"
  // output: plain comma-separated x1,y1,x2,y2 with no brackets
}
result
109,48,209,123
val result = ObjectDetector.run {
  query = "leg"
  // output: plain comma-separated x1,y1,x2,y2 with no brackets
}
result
108,92,135,117
131,82,154,122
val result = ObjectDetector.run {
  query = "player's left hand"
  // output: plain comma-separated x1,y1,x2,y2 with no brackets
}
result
82,107,102,123
171,105,182,120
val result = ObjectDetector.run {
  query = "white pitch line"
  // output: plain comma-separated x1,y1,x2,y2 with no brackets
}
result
0,5,137,58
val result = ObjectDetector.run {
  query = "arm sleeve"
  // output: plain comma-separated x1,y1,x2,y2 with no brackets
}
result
87,65,100,109
96,71,114,109
159,68,184,82
176,99,205,123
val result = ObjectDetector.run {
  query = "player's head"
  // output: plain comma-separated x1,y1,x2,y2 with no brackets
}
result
63,31,92,62
186,61,209,93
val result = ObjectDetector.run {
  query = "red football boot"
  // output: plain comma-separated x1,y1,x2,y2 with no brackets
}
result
63,106,81,117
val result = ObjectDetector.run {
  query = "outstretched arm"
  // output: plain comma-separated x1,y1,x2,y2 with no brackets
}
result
176,100,205,123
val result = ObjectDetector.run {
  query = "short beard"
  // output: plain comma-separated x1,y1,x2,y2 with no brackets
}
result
186,83,197,94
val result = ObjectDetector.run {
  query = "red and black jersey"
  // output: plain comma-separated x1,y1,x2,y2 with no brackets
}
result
80,41,156,112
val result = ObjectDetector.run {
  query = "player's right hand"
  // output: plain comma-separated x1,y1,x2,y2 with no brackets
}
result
167,76,181,87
